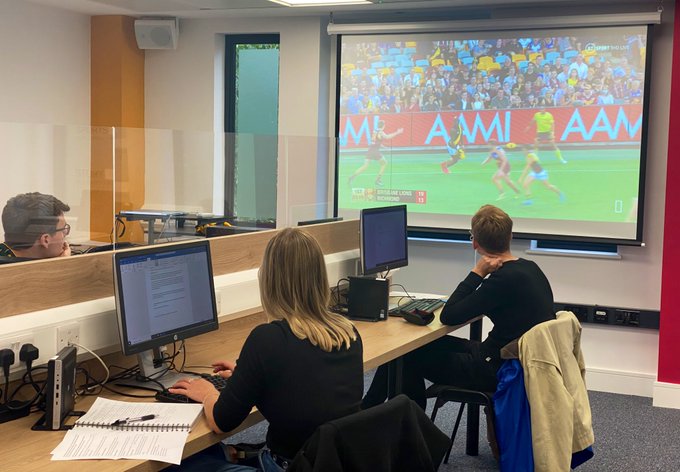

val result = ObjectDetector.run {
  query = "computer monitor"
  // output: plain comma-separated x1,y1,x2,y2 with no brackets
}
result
360,205,408,276
113,240,218,387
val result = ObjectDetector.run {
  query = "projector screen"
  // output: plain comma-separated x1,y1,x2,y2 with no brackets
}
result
335,25,650,244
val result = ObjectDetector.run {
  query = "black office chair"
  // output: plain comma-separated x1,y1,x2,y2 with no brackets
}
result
425,384,497,464
289,394,451,472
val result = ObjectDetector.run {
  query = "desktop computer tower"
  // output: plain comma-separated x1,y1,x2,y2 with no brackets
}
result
45,346,77,430
347,276,389,322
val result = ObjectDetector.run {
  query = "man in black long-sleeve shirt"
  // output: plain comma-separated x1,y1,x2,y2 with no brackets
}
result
363,205,555,409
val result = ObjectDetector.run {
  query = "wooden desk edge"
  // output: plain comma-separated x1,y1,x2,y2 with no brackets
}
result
3,311,480,471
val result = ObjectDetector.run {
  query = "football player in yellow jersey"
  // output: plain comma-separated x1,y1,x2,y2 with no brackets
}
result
518,145,565,205
526,107,567,164
439,115,466,174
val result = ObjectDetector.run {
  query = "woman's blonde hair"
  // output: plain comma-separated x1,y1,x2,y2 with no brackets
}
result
258,228,357,352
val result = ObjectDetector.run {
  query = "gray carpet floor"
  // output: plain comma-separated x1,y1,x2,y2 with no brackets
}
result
227,371,680,471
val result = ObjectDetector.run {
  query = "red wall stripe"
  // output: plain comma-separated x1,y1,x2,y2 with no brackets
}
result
659,5,680,384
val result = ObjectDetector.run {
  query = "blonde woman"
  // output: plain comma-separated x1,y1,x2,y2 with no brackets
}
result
170,228,363,471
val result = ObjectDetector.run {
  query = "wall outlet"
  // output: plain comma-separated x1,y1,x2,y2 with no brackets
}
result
56,323,80,351
0,334,35,371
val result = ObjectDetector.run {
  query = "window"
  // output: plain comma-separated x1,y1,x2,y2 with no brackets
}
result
224,35,280,223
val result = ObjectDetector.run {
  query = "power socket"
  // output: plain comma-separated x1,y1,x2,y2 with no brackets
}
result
56,323,80,351
0,334,35,372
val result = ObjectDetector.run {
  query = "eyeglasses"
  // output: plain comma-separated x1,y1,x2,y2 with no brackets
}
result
54,224,71,236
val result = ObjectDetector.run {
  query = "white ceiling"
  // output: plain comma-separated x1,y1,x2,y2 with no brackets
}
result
24,0,630,19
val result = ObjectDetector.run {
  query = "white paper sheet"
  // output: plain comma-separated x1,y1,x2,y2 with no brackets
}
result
51,427,190,465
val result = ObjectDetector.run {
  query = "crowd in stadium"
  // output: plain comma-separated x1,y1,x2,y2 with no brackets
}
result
339,36,646,115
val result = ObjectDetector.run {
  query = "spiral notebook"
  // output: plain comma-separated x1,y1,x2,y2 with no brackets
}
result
50,398,203,464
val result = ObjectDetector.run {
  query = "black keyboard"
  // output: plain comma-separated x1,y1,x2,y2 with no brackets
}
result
155,374,228,403
389,298,446,317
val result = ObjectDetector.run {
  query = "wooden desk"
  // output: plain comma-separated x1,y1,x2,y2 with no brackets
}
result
0,311,471,472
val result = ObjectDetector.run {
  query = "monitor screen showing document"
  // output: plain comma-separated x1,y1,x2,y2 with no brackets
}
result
114,241,218,355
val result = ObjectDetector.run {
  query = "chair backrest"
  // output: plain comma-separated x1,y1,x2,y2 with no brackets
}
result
518,311,594,472
289,394,451,472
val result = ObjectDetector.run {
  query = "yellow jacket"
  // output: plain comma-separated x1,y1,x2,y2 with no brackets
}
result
519,311,594,472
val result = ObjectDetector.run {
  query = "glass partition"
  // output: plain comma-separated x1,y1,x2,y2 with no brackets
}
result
279,134,336,228
0,122,114,261
0,125,341,260
115,130,338,244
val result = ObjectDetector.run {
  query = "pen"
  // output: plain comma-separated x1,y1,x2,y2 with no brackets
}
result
111,414,156,426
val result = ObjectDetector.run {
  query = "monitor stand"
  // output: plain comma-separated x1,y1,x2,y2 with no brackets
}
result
115,348,201,390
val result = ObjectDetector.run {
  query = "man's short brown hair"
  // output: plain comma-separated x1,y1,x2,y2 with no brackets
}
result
2,192,70,248
470,204,512,254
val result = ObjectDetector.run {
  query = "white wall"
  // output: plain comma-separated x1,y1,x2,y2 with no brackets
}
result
0,0,92,240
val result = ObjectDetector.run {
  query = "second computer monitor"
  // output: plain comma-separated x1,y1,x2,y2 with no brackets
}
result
360,205,408,276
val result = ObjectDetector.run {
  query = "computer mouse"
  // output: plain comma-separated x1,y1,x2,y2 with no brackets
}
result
401,310,434,326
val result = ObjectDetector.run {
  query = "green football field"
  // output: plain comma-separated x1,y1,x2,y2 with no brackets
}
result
337,147,641,223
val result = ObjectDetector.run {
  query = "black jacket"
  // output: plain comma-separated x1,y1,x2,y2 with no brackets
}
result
289,395,451,472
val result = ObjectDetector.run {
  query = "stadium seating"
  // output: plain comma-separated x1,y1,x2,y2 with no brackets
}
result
416,59,430,67
431,58,446,67
564,50,579,60
529,52,543,63
461,56,474,65
400,59,414,67
486,62,501,71
405,41,417,48
458,50,471,59
512,53,527,63
518,60,529,72
371,61,385,69
478,56,494,67
495,55,510,64
403,47,417,54
388,47,402,56
546,51,561,63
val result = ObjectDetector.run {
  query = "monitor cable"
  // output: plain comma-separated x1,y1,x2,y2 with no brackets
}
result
389,283,415,308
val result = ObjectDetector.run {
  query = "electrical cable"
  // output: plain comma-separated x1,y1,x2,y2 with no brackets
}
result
69,342,110,388
331,277,350,311
389,283,415,308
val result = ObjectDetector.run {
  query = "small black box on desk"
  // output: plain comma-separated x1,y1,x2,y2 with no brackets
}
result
348,276,388,322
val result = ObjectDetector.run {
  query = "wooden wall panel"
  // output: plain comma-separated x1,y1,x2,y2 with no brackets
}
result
0,220,359,319
90,15,145,243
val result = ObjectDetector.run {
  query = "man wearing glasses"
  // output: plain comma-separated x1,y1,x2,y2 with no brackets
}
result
1,192,71,260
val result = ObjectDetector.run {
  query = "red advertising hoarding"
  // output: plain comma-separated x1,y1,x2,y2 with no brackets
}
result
339,105,642,149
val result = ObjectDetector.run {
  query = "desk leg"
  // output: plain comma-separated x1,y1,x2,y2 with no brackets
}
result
386,357,403,398
147,219,157,245
466,318,484,456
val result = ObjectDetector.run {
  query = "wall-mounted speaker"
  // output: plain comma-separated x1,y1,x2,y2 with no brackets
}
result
134,18,179,50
